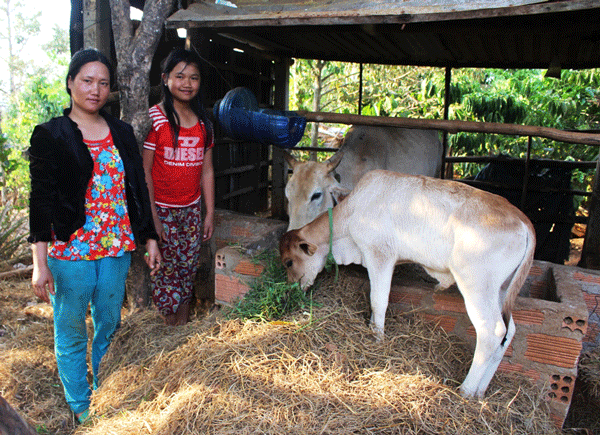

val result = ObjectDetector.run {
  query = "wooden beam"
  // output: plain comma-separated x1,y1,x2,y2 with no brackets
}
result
297,111,600,146
0,265,33,280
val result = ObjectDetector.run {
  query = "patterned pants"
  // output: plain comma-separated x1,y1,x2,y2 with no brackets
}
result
151,202,203,315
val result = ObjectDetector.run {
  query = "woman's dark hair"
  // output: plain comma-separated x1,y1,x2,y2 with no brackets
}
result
160,48,213,149
66,48,114,96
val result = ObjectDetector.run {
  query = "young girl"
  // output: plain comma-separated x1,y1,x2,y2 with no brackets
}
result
143,48,215,326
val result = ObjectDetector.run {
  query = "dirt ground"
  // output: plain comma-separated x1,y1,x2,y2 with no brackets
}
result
0,238,598,434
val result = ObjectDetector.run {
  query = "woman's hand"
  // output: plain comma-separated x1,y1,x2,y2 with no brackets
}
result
31,242,54,303
32,264,54,303
144,239,162,275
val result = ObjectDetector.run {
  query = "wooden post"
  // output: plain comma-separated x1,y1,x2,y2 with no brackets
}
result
442,66,452,179
270,57,292,219
83,0,112,55
579,158,600,269
520,136,533,211
358,63,363,115
0,395,37,435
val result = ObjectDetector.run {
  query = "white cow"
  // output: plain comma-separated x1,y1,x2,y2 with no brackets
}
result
279,170,535,398
285,125,443,230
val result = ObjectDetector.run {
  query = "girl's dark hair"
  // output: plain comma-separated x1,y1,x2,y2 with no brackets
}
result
66,48,114,96
160,48,213,150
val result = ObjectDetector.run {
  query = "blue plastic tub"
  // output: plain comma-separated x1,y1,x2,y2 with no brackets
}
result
214,87,306,148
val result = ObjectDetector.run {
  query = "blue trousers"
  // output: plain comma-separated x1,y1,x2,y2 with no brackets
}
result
48,253,131,414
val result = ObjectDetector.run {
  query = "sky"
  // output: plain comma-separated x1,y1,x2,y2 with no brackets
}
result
0,1,143,104
30,1,144,54
35,0,71,41
22,0,71,73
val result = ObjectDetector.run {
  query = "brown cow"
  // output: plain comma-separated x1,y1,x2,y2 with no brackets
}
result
285,125,443,230
280,170,535,398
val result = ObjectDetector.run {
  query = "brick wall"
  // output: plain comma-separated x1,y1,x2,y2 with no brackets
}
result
210,210,595,428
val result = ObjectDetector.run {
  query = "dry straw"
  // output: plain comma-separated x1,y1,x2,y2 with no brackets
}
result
74,267,559,435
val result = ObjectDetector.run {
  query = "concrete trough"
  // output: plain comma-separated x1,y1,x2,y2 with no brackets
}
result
211,213,596,428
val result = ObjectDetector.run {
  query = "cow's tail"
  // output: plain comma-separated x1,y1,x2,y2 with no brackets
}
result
501,220,536,325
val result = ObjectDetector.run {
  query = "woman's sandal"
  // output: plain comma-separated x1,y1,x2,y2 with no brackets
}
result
76,409,91,424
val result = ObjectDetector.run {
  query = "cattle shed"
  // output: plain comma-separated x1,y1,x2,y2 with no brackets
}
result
72,0,600,266
68,1,600,428
163,0,600,266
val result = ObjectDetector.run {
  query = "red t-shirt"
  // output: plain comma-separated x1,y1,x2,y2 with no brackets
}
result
143,105,214,208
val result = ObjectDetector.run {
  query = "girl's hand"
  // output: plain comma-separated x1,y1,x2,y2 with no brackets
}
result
153,216,168,242
203,213,214,241
32,264,54,303
144,239,162,275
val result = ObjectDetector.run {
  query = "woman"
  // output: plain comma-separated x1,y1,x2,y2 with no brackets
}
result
143,48,215,326
28,48,161,423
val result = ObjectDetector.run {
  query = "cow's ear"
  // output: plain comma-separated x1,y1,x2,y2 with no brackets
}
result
326,151,344,172
284,151,298,169
331,186,351,205
299,241,318,256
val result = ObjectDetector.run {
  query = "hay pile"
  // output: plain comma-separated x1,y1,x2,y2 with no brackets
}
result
77,269,558,435
579,348,600,401
0,279,73,432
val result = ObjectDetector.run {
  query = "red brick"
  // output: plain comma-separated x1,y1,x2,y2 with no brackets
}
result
530,280,550,299
420,313,457,332
513,309,545,325
561,316,587,335
524,334,582,369
528,265,544,276
465,326,513,356
573,271,600,284
231,226,254,238
215,275,251,304
546,373,575,405
389,289,423,306
582,291,600,313
583,322,599,343
497,362,540,381
234,260,264,277
433,293,466,313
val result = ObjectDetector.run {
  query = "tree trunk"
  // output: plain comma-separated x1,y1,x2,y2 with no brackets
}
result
0,395,37,435
109,0,175,310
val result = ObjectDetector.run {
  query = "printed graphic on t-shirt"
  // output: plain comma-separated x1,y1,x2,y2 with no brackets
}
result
163,136,204,168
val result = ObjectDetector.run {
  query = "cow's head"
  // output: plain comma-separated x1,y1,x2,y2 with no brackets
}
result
279,229,327,289
284,151,348,230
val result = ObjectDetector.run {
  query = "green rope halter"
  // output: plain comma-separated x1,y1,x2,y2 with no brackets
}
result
325,207,339,283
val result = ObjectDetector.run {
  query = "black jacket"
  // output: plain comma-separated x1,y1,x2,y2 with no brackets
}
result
28,109,158,245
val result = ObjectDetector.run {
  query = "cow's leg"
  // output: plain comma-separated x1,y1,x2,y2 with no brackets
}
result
364,255,395,340
472,315,515,397
456,276,508,398
422,267,455,291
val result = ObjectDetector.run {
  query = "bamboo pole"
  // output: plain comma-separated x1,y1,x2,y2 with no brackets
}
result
297,111,600,146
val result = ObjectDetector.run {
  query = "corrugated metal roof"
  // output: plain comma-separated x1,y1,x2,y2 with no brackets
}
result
166,0,600,69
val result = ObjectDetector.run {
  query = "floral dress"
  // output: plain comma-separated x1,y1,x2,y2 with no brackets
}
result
49,132,136,260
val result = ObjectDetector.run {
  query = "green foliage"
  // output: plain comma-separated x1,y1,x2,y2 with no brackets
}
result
0,9,69,206
1,74,68,205
228,249,316,322
289,61,600,197
4,75,69,144
0,201,27,259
